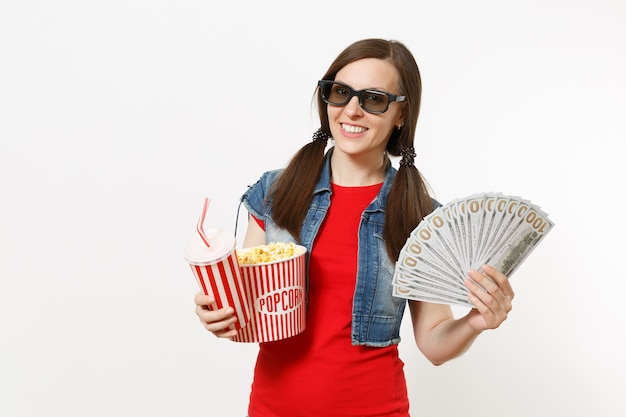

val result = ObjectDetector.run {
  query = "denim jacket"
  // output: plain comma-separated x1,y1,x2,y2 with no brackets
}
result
241,148,436,347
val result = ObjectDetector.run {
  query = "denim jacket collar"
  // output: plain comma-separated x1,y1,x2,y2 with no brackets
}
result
314,147,396,211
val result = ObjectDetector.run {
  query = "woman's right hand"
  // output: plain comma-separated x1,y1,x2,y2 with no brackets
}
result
194,292,238,338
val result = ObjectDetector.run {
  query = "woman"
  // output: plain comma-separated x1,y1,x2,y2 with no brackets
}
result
194,38,514,417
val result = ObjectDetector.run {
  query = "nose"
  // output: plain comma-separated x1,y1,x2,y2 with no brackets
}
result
343,95,363,117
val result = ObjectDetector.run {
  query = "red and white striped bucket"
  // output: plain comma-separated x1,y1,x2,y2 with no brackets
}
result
232,246,307,343
184,230,250,331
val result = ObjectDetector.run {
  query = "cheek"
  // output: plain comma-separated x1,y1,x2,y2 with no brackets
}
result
326,108,343,133
327,106,342,121
376,120,399,140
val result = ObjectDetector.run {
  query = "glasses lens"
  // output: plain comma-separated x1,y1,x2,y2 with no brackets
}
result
322,82,351,105
319,81,392,114
360,90,390,113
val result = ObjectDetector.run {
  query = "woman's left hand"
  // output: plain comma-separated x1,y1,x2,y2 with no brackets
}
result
464,264,514,332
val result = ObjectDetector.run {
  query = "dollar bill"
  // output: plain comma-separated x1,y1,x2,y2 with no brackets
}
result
392,192,554,308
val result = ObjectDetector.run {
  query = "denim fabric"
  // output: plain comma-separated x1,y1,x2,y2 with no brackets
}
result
241,148,437,347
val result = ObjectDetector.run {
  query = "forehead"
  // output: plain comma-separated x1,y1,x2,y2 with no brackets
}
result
334,58,400,92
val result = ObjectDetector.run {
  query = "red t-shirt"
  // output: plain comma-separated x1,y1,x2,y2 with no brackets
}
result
247,183,409,417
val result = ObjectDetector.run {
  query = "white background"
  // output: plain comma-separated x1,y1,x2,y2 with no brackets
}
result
1,1,625,416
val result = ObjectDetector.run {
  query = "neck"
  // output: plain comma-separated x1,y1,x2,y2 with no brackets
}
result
330,151,387,186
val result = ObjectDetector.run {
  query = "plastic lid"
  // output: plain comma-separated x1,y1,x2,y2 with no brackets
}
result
183,228,236,265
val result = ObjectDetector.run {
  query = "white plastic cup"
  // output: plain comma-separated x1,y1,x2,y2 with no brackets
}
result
184,229,250,331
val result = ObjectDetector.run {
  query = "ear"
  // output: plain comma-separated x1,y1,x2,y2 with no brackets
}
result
395,112,405,129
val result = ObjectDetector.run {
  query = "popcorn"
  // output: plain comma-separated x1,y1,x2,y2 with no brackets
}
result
236,242,305,265
232,242,307,343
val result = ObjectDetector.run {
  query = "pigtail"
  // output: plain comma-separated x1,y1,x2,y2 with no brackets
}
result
268,130,329,242
384,162,433,262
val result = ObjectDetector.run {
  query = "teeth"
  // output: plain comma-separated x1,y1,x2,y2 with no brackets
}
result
342,124,367,133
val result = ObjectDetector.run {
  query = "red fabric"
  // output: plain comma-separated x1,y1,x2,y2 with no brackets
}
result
248,183,409,417
251,212,265,230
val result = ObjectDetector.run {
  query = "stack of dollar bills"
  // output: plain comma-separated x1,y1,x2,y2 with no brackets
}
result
393,192,554,308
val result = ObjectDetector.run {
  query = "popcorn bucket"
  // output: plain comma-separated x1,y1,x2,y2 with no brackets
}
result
184,229,250,331
232,245,307,343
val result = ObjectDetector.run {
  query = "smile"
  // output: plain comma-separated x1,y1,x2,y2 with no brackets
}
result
341,123,368,134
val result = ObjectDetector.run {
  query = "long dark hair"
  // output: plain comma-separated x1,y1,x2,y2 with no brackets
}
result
269,38,433,261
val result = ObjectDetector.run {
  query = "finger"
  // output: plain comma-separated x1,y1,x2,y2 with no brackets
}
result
467,269,499,295
196,305,235,322
194,291,215,307
465,285,510,331
465,274,509,316
205,316,239,338
465,286,501,329
197,306,238,336
479,264,515,300
216,328,239,339
467,271,513,327
466,271,513,314
464,277,494,308
466,290,487,314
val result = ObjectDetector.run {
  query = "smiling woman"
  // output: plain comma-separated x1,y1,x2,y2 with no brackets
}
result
2,1,624,417
193,38,515,417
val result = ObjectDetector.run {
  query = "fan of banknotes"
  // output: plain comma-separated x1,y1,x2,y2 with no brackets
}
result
392,192,554,308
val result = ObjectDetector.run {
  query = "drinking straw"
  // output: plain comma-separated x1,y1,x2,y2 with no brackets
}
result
196,197,211,248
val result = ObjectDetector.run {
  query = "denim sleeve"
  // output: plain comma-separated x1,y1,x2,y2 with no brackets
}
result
240,169,282,221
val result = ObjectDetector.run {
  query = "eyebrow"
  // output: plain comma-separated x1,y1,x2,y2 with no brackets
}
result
333,80,395,94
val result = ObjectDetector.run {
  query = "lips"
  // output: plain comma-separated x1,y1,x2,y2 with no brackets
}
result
341,123,368,134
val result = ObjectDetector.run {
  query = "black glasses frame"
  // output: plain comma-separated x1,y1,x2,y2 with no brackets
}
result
317,80,406,114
